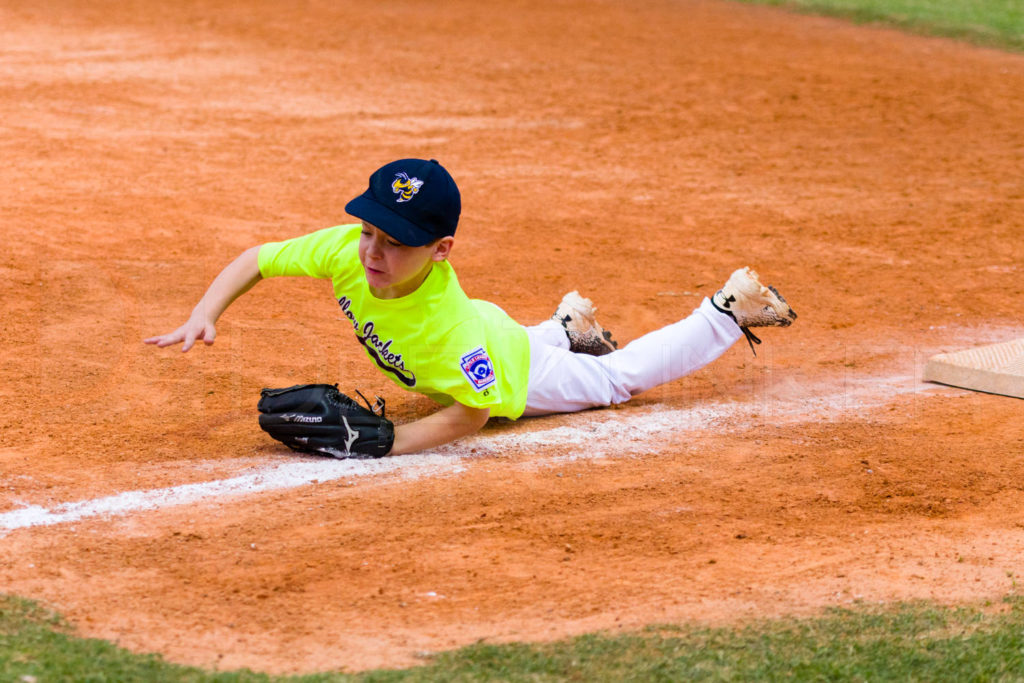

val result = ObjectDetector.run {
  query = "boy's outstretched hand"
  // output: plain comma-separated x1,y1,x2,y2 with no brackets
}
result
144,245,262,353
144,311,216,352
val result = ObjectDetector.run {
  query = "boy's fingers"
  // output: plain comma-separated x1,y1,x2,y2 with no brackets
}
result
157,332,182,347
144,326,210,350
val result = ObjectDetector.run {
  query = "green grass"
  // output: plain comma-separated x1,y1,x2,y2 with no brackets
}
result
734,0,1024,51
5,593,1024,681
0,595,271,682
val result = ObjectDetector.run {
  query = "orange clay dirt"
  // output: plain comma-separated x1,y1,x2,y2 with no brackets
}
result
1,0,1024,675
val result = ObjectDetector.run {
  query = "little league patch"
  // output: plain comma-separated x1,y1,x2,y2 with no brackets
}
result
461,347,496,391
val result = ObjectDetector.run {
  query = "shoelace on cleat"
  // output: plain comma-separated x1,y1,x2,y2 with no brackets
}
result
741,327,762,356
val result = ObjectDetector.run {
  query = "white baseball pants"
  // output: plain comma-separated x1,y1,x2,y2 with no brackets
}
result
522,298,742,416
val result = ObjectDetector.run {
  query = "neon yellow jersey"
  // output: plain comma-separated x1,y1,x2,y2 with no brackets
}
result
257,224,530,419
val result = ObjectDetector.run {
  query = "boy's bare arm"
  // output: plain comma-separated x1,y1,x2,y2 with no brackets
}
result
389,401,490,455
144,245,263,351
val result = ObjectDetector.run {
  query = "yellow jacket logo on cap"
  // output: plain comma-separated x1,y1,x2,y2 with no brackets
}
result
391,172,424,203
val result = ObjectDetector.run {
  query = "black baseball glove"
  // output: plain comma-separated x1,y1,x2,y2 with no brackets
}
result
257,384,394,459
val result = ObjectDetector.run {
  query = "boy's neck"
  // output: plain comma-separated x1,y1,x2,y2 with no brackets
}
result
368,261,437,300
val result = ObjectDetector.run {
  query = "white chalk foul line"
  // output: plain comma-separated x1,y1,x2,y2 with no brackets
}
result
0,374,933,533
0,455,463,533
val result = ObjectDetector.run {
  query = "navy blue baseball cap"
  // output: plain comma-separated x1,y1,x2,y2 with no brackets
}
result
345,158,461,247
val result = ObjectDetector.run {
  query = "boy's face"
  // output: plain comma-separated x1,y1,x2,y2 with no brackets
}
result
358,222,453,299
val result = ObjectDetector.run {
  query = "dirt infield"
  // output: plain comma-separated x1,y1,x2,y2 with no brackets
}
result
2,0,1024,674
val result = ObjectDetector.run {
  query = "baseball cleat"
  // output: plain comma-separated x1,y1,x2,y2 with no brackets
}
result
711,267,797,354
553,291,618,356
